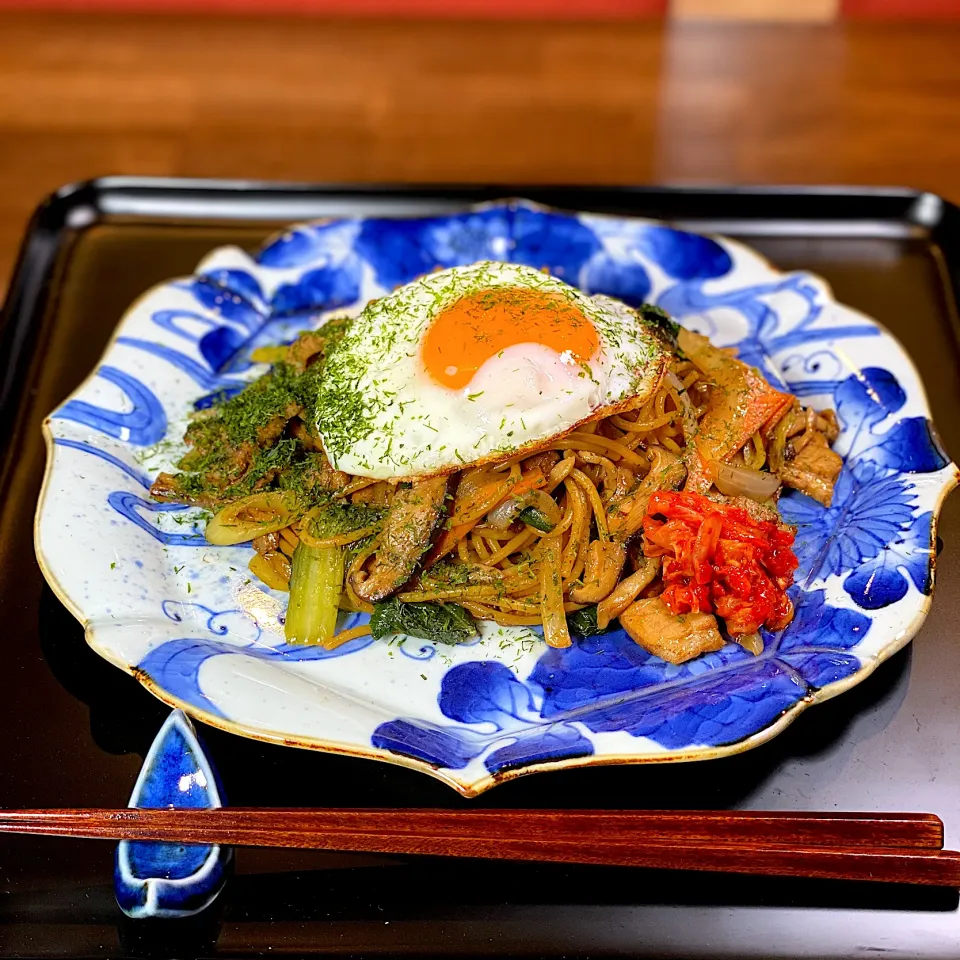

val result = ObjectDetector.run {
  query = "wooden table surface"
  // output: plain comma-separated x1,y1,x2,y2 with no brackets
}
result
1,12,959,294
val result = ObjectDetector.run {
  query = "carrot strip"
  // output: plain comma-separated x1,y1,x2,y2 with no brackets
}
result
679,329,793,493
426,470,547,565
321,623,372,651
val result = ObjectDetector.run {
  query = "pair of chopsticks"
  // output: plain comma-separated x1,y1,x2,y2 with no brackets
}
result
1,807,959,886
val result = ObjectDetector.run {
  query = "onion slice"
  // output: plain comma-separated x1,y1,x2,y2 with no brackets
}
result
486,498,524,530
667,371,699,443
710,461,781,501
539,543,571,649
735,631,764,656
486,488,561,532
453,464,519,526
205,491,300,546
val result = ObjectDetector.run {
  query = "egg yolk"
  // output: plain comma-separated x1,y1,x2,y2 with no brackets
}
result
422,287,599,390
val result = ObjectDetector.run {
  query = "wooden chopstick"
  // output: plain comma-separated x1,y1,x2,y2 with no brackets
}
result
0,808,956,886
0,808,943,848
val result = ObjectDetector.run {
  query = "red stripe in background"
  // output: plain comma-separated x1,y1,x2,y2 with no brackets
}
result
843,0,960,15
0,0,666,15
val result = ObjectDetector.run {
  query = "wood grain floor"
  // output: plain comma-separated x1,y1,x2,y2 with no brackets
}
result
1,13,960,292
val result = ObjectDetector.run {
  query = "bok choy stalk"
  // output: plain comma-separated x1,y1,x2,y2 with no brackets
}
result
284,501,385,645
285,540,344,646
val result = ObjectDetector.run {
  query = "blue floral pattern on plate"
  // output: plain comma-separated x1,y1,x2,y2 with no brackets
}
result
36,200,957,796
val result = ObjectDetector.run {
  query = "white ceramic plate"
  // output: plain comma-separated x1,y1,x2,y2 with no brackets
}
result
36,200,958,796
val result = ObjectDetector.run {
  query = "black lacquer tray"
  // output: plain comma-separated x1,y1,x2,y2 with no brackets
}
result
2,179,960,959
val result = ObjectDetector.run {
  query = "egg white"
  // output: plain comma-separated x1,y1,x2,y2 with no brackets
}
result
314,261,666,480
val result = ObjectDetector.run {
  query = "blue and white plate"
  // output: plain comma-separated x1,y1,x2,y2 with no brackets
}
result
35,200,958,797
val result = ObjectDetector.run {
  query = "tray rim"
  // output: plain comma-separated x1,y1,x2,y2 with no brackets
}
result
15,177,948,227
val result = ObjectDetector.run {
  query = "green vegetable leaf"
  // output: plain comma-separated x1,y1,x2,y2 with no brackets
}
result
566,605,615,638
636,303,682,350
370,598,478,645
518,505,555,533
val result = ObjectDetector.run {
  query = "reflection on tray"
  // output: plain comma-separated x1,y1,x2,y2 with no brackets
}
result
3,853,957,923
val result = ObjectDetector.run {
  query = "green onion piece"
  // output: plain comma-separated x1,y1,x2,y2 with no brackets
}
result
285,541,344,645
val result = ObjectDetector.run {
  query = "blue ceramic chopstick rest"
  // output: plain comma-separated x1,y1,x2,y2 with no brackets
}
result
114,709,231,919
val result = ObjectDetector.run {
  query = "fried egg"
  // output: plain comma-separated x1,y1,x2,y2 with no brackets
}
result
314,261,666,479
